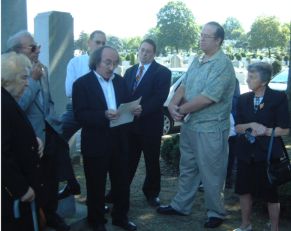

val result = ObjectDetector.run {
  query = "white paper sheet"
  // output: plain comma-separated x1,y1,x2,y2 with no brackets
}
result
110,97,142,128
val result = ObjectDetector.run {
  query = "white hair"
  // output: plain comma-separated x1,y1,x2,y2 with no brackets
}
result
6,30,33,52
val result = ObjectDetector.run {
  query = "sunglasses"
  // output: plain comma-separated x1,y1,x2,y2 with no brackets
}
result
28,44,41,52
94,40,106,46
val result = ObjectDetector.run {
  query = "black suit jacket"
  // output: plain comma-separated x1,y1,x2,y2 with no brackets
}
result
1,88,41,219
124,60,171,136
235,87,290,162
72,71,130,157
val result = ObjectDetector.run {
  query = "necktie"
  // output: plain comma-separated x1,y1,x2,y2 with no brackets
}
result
133,65,144,91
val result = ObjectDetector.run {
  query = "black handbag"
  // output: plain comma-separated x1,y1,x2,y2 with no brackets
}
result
266,129,291,186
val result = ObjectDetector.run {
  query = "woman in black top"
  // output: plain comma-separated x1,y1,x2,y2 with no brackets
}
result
233,62,289,231
1,52,43,231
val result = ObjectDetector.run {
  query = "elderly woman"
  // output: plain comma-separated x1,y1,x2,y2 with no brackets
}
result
1,52,43,230
233,62,290,231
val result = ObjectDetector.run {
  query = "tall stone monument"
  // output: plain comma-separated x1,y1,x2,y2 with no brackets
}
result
1,0,27,53
34,11,74,115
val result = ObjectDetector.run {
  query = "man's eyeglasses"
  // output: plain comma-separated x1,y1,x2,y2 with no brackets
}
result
94,40,106,46
27,44,41,52
102,60,118,68
200,33,216,39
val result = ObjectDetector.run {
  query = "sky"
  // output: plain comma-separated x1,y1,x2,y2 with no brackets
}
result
27,0,291,39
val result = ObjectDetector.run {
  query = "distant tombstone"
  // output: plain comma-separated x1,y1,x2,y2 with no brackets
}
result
1,0,27,53
34,11,74,116
170,54,182,68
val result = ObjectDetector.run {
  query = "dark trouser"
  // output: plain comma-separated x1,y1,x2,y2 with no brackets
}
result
226,136,237,181
58,103,80,182
38,125,59,216
3,215,35,231
61,103,81,142
38,148,58,217
83,128,130,225
128,132,162,198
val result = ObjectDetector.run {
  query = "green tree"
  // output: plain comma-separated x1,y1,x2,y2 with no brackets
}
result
281,23,291,52
144,27,165,55
223,17,244,40
156,1,199,53
122,36,142,53
248,16,284,57
107,36,123,52
74,31,89,53
287,23,291,129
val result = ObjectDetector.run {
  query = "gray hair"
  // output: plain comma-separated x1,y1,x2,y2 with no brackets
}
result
247,62,273,84
89,46,119,70
6,30,33,52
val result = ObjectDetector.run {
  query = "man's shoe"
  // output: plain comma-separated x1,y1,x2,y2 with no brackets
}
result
46,213,70,231
112,220,137,231
147,197,160,207
233,224,253,231
58,182,81,200
204,217,224,228
157,205,186,216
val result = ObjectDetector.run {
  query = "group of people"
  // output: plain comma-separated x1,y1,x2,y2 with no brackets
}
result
1,20,289,231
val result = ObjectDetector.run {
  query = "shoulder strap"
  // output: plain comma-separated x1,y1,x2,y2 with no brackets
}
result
267,128,275,164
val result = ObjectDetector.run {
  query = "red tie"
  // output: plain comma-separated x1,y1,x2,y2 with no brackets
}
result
133,65,144,91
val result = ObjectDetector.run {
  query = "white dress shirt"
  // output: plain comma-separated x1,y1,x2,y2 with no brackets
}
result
94,71,117,110
65,54,90,97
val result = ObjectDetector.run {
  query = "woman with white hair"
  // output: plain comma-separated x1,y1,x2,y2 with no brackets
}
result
1,52,43,231
234,62,289,231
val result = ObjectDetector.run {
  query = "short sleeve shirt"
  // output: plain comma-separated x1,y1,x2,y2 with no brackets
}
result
182,49,236,132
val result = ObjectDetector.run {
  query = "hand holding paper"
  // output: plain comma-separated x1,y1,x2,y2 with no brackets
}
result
132,104,142,117
110,97,142,127
105,109,119,120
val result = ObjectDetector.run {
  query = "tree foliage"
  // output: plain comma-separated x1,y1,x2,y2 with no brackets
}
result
122,36,142,53
281,23,291,50
144,27,165,55
74,31,89,53
156,1,199,53
248,16,284,57
107,36,123,52
223,17,244,40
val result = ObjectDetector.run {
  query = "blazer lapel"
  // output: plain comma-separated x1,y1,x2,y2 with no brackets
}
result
88,72,107,109
134,60,157,91
112,75,121,107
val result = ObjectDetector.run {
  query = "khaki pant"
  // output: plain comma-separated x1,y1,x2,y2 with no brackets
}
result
171,126,229,218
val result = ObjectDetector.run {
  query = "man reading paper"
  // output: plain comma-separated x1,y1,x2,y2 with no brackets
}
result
72,46,140,231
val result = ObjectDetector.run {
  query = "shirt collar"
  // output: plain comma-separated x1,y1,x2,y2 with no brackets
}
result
93,70,115,82
139,62,151,71
199,48,223,64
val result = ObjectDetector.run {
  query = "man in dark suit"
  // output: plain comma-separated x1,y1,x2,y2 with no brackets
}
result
123,39,171,207
73,46,139,231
